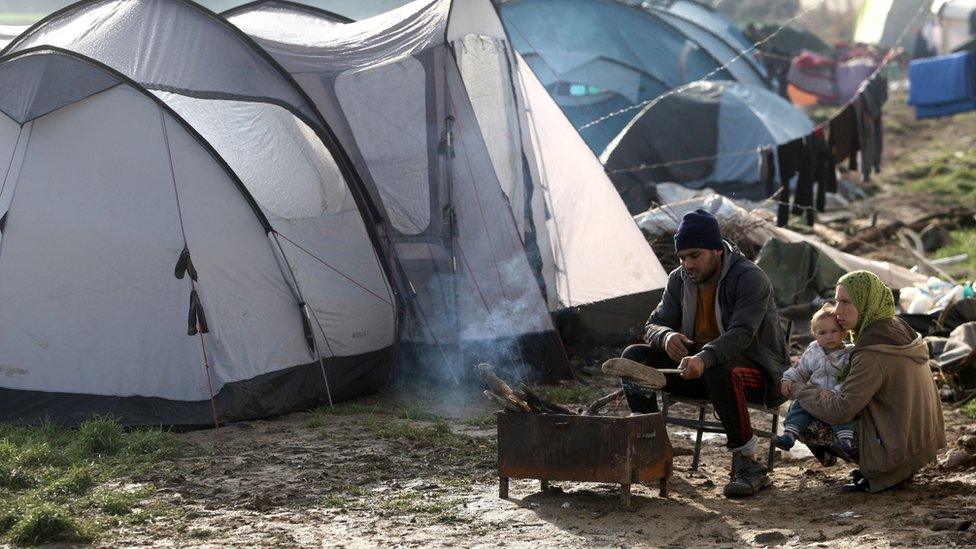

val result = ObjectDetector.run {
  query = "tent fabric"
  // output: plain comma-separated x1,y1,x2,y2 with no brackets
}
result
908,50,976,118
927,0,976,55
601,80,814,213
514,54,668,341
0,25,27,50
498,0,760,154
221,0,354,24
0,49,393,426
0,50,120,123
635,194,927,291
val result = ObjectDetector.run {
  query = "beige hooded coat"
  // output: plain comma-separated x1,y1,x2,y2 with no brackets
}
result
798,317,946,492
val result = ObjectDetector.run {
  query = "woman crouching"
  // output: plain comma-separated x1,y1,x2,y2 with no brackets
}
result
796,270,946,493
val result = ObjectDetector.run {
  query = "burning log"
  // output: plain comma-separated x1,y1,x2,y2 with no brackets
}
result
483,390,530,413
583,389,625,416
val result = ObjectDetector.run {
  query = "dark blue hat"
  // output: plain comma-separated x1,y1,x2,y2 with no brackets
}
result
674,209,723,252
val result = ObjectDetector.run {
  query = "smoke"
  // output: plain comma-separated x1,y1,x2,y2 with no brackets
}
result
399,253,552,386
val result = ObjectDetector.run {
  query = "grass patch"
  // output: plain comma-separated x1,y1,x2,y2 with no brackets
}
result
899,146,976,206
934,228,976,280
395,404,442,422
962,399,976,420
380,494,470,525
0,418,182,544
532,382,601,406
6,502,90,545
461,414,497,428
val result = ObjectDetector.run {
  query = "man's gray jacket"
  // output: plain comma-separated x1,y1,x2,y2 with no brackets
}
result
644,241,789,380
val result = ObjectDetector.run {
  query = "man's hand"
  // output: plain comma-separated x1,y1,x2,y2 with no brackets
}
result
781,379,795,398
665,332,694,362
818,389,834,400
678,355,705,380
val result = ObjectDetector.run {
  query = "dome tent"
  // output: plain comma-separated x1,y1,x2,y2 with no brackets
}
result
498,0,768,154
227,0,668,350
601,80,814,214
222,0,353,27
0,0,399,425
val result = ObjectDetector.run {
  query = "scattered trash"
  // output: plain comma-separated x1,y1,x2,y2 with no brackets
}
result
832,511,858,521
561,502,571,509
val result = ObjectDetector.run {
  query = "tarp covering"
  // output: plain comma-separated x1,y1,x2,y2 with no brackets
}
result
498,0,766,153
756,239,847,308
601,80,814,213
635,194,927,290
908,50,976,118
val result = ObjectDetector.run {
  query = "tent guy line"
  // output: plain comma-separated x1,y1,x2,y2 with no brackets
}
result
576,0,831,132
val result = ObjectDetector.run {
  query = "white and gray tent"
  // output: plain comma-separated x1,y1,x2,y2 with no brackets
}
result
227,0,668,351
0,0,400,425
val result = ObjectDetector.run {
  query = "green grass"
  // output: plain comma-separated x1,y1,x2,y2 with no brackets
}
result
934,228,976,280
899,146,976,206
460,414,497,428
0,418,182,544
379,493,469,524
962,399,976,419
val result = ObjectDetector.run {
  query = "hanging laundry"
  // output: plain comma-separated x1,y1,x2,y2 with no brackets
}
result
776,137,804,227
792,135,815,222
908,51,976,119
854,75,887,182
759,146,776,196
829,103,860,171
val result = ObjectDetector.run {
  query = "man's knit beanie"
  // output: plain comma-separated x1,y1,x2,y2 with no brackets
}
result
673,209,723,252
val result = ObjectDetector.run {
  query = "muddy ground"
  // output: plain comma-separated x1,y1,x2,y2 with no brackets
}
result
112,376,976,548
96,94,976,547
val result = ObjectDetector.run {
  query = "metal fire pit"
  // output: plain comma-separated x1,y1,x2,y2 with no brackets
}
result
497,412,673,508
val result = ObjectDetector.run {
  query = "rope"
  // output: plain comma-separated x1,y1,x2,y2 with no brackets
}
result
274,232,394,307
158,106,220,430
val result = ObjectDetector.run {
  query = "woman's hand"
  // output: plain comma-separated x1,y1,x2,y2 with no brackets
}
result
781,379,795,397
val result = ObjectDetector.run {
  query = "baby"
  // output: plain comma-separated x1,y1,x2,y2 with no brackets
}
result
774,303,856,460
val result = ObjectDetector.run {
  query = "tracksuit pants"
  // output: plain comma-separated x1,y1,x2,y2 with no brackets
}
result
619,344,784,452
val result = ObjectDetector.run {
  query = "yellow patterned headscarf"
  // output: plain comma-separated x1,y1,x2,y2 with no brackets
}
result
837,270,895,343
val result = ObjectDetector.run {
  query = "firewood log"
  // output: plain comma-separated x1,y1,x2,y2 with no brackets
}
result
519,383,576,415
476,363,518,399
583,389,625,416
484,390,523,413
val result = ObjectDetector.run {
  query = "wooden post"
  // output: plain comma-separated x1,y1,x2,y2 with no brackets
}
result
620,483,632,509
499,477,509,499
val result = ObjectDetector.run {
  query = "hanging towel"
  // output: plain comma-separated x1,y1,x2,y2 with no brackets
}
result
908,51,976,119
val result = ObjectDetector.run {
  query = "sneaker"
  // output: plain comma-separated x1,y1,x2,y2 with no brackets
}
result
830,439,857,462
722,454,773,498
772,434,795,451
601,358,667,389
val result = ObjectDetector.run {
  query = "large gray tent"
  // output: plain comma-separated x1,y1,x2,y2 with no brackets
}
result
0,0,400,425
227,0,668,352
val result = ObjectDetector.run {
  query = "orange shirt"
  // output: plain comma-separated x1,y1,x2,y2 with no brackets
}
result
694,285,720,351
